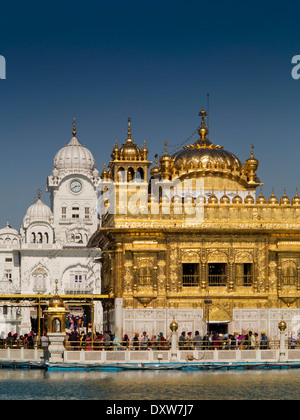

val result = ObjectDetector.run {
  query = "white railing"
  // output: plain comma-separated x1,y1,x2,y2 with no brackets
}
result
64,283,93,294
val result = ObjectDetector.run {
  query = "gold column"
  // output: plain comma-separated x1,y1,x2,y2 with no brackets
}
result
201,262,207,291
278,266,282,293
297,267,300,291
228,261,234,291
114,242,123,298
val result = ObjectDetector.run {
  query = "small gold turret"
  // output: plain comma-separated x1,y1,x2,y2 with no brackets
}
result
150,154,160,177
244,192,255,204
245,145,259,184
220,190,230,204
119,118,141,161
292,188,300,205
208,190,218,204
232,191,243,204
268,188,279,205
141,140,149,161
111,140,120,161
257,189,267,204
280,189,291,205
160,142,173,180
100,164,109,180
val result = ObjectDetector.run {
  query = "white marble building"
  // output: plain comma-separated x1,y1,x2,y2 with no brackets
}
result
0,122,102,335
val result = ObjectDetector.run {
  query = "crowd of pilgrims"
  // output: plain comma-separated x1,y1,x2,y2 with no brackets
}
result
4,314,300,350
65,329,273,350
0,331,38,348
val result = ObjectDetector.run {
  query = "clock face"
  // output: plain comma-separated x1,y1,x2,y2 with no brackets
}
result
70,180,82,193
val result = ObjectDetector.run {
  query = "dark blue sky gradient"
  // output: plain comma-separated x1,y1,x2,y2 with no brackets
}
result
1,0,300,228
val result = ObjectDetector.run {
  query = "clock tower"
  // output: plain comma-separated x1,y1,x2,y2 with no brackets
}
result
47,119,100,246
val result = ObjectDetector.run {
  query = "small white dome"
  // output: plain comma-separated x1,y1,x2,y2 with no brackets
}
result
25,198,53,222
54,136,95,172
0,223,19,237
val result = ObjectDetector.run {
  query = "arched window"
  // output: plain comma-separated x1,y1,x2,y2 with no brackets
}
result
37,233,43,244
136,168,144,182
117,167,125,182
75,233,82,243
52,318,61,333
127,167,135,182
31,232,36,244
282,261,297,286
44,232,49,244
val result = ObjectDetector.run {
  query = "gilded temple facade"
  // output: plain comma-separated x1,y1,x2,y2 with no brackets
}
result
89,111,300,340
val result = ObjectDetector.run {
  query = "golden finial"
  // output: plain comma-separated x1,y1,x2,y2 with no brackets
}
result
198,107,207,118
37,188,42,200
164,141,168,154
198,107,209,141
127,117,131,139
72,118,77,136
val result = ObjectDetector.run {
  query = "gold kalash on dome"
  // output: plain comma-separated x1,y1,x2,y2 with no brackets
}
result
90,107,300,340
157,107,262,192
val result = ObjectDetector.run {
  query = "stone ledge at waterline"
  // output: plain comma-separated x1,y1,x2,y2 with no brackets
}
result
0,348,300,365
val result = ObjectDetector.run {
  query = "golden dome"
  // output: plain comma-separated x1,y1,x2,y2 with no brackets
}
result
278,316,287,332
49,281,65,309
292,189,300,205
196,195,206,204
256,189,267,204
119,118,141,160
100,164,109,180
141,141,149,160
160,142,173,180
280,189,291,205
150,154,160,177
160,142,173,164
169,317,179,332
111,140,120,160
232,192,243,204
268,189,279,205
245,145,259,183
244,193,255,204
208,192,218,204
172,109,242,176
220,191,230,204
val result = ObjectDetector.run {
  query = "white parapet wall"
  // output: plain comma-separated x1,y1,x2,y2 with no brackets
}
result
63,349,300,364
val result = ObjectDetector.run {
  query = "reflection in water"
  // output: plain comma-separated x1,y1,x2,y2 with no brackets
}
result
0,369,299,400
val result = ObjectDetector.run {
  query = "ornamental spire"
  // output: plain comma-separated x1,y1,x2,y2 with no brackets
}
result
127,117,132,140
198,107,209,141
72,118,77,137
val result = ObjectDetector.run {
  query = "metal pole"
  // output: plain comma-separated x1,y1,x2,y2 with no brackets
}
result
91,296,94,347
38,295,41,346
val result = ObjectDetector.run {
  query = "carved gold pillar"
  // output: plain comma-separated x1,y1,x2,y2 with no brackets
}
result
228,261,234,292
297,267,300,291
278,266,282,293
253,262,258,293
132,265,138,292
201,262,207,291
114,242,123,298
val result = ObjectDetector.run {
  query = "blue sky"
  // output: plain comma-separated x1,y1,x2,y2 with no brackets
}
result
1,0,300,228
